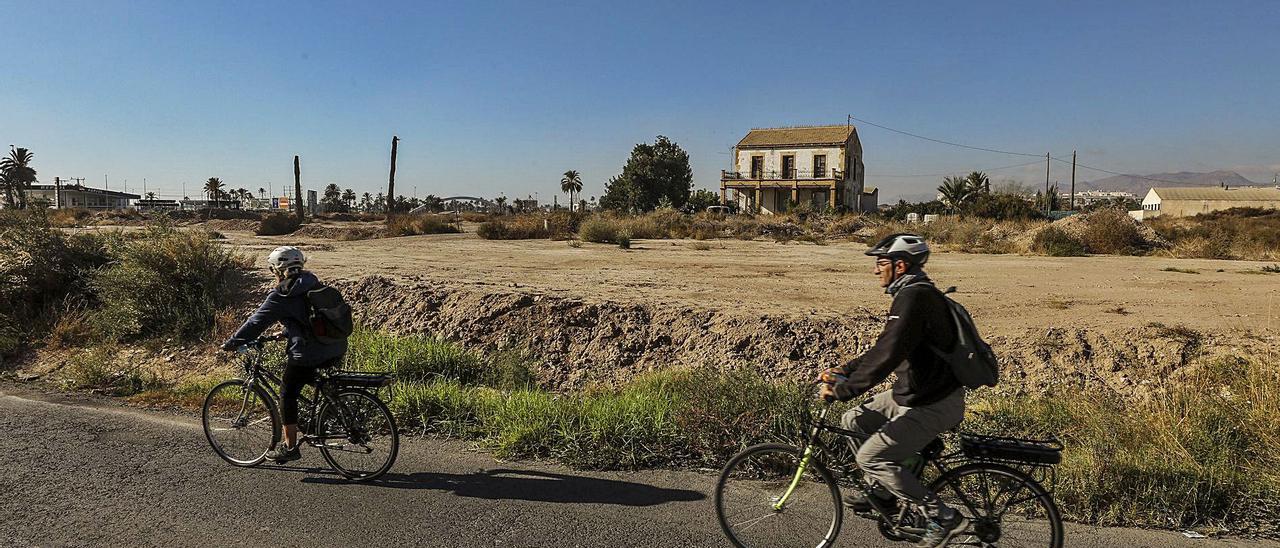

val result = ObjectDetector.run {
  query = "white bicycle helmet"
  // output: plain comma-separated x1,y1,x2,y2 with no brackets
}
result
267,246,306,276
865,233,930,266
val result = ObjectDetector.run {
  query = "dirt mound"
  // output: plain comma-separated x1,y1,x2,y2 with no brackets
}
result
1014,210,1167,252
335,276,1221,395
204,219,261,232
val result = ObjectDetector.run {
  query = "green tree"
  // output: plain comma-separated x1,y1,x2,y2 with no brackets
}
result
965,171,990,194
359,192,372,212
684,189,720,213
321,183,345,212
937,175,978,212
145,192,157,201
342,188,356,210
560,170,583,212
1,147,38,209
203,178,225,204
599,136,693,212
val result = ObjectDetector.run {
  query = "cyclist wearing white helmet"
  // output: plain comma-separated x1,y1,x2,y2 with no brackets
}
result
222,246,347,463
818,233,968,547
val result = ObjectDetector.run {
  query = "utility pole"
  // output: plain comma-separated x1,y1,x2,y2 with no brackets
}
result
1070,150,1077,210
54,177,61,209
294,155,304,221
387,135,399,214
1044,152,1051,214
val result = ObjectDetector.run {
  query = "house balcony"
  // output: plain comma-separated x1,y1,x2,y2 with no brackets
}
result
721,168,844,182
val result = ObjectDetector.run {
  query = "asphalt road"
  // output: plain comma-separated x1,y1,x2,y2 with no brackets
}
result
0,384,1274,548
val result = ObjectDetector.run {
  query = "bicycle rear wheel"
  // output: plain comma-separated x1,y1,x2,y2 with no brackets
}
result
317,389,399,481
202,380,279,466
715,443,842,548
930,462,1063,547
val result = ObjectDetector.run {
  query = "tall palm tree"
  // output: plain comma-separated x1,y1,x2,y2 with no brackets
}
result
965,171,991,194
145,191,157,200
560,170,583,212
342,188,356,210
937,176,977,212
258,187,266,199
203,177,225,204
1,147,38,209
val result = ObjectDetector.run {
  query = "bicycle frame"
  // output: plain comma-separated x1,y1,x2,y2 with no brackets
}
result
237,346,367,452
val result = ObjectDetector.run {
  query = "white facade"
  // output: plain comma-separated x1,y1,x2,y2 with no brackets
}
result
722,125,871,214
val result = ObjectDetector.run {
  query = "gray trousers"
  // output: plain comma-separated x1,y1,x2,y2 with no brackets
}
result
841,388,966,506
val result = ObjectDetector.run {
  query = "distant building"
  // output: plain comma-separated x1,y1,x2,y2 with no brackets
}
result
720,125,873,214
1140,186,1280,218
179,199,241,210
1061,190,1137,207
27,183,139,210
135,198,180,211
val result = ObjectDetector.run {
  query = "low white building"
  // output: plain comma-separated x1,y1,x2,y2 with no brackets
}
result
1140,186,1280,218
27,183,138,210
720,125,873,214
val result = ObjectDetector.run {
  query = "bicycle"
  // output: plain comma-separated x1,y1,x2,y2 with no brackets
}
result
201,334,400,481
714,390,1064,547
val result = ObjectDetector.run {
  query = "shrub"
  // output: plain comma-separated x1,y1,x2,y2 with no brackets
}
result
964,193,1046,221
617,230,632,249
476,215,552,240
1149,208,1280,261
1080,209,1145,254
90,225,248,341
385,214,461,236
578,216,621,243
1031,225,1086,256
256,213,300,236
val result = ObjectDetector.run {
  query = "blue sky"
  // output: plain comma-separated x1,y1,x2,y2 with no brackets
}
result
2,0,1278,202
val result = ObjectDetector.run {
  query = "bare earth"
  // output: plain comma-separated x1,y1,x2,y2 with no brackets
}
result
224,229,1280,338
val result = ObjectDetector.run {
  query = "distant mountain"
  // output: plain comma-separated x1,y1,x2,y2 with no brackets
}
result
1080,170,1258,195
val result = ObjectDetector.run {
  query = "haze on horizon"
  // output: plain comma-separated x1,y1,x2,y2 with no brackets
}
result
2,0,1278,203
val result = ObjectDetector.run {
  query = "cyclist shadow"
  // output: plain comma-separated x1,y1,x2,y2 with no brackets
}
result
303,468,706,507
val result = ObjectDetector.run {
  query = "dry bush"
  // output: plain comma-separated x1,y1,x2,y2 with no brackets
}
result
460,211,492,223
1080,209,1146,254
477,215,551,240
1031,225,1086,256
256,213,300,235
47,208,95,227
1149,208,1280,261
385,214,461,236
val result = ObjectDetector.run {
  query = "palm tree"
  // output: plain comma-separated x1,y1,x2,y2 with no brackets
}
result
560,170,583,212
258,187,266,199
937,176,978,212
360,192,372,212
965,171,991,194
203,178,225,205
1,147,38,209
495,195,507,214
145,192,157,201
342,188,356,210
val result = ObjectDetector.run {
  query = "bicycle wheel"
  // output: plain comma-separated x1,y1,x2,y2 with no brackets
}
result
202,380,279,466
715,443,843,548
931,463,1064,548
317,389,399,481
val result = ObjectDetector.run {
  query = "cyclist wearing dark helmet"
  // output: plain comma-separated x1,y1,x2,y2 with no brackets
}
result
221,246,347,463
818,233,967,547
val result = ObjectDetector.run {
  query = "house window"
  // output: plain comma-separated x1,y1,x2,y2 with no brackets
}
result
813,155,826,178
781,155,796,179
750,156,764,179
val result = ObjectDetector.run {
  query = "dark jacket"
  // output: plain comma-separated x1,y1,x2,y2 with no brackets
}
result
835,277,960,406
222,271,347,367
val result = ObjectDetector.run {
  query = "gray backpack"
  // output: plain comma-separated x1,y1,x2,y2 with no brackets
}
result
922,284,1000,389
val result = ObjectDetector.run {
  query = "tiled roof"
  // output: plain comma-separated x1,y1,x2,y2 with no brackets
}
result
1151,187,1280,201
738,125,855,148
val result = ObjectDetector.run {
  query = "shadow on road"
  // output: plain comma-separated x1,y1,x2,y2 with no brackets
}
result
303,468,707,507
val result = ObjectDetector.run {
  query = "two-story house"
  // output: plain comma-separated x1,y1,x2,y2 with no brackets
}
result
720,125,874,214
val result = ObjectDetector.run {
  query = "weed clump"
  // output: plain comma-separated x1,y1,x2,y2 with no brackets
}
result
385,214,461,236
1031,226,1086,256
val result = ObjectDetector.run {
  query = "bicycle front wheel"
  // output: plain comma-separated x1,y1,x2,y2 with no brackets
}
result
317,389,399,481
931,462,1064,548
715,443,843,548
202,379,280,466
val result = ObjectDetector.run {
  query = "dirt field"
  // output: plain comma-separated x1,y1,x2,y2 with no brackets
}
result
162,226,1274,391
221,228,1280,336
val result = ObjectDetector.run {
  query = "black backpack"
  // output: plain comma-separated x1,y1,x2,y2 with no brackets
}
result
306,283,354,344
916,283,999,389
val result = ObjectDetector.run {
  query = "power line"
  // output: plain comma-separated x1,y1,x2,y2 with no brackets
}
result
868,158,1049,178
1048,156,1231,186
847,114,1043,158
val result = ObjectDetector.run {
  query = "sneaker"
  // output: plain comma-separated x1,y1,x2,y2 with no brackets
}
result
843,491,899,514
265,443,301,463
915,511,968,547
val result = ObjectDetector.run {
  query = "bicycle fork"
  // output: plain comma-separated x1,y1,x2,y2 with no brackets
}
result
773,407,831,511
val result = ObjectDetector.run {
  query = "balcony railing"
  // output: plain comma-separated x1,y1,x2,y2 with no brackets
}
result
722,168,845,181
